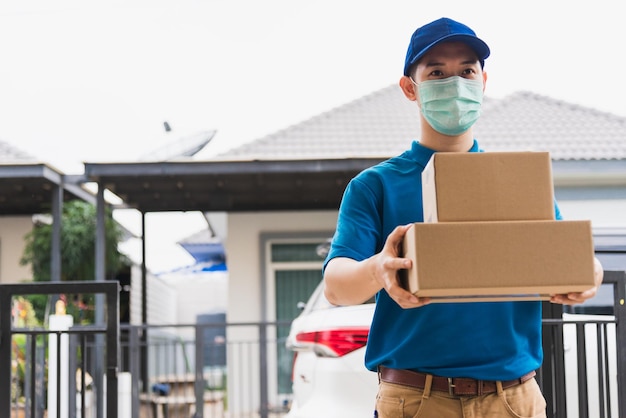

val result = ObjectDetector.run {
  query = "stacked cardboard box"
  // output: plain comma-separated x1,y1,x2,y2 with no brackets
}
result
401,152,595,302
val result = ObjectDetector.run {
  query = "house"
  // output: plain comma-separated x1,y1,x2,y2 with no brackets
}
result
0,140,97,284
0,140,39,283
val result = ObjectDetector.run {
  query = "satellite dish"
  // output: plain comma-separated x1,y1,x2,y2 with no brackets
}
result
139,130,217,161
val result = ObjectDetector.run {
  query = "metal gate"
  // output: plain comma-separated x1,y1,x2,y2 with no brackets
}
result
0,281,120,418
540,270,626,418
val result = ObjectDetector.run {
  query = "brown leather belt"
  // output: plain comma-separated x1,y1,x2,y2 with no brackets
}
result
378,366,536,396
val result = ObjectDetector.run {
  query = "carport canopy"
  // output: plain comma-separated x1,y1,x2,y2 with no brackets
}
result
82,158,385,213
0,163,94,215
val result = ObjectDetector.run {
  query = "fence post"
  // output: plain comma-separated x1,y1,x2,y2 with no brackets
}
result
68,334,78,418
575,322,589,417
259,322,269,418
612,271,626,417
194,322,205,418
0,286,12,418
106,281,120,418
128,325,141,418
541,301,567,418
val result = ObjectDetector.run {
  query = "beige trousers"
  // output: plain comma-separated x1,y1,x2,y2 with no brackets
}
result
374,375,547,418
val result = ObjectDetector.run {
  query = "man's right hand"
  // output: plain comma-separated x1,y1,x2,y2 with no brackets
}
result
369,224,431,309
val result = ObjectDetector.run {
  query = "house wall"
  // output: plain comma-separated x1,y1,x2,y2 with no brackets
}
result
129,264,144,325
159,271,228,324
0,216,32,283
557,199,626,228
147,270,178,326
129,263,178,326
225,210,337,323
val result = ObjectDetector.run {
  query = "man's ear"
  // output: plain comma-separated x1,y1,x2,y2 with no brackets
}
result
399,76,418,101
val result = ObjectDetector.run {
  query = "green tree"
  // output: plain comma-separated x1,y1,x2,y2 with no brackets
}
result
20,199,129,322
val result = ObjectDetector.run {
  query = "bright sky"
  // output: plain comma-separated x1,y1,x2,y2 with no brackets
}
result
1,0,624,272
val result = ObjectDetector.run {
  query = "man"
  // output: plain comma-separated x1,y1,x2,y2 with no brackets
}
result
323,17,604,417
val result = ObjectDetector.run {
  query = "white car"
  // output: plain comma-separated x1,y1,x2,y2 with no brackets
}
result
285,281,377,418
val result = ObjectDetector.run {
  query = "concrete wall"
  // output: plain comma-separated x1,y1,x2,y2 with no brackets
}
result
225,210,337,323
558,199,626,228
157,269,228,339
0,216,32,283
128,263,178,326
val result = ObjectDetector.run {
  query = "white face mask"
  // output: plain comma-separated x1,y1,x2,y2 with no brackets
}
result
412,76,484,136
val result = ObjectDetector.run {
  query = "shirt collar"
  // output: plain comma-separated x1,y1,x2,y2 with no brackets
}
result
410,139,481,166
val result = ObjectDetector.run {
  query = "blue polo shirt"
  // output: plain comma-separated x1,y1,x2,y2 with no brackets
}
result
325,140,562,380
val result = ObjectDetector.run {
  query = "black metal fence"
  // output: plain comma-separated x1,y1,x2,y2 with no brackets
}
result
1,278,291,418
540,270,626,418
118,321,292,418
1,272,625,418
0,280,119,418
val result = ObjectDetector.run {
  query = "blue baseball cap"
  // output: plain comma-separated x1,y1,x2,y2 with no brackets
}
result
403,17,490,76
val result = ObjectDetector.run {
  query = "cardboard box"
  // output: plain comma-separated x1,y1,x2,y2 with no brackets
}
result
400,220,595,302
422,152,555,223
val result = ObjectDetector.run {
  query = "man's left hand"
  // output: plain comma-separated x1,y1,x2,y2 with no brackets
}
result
550,257,604,305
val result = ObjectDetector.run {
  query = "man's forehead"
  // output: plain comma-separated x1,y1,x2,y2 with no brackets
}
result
419,41,480,64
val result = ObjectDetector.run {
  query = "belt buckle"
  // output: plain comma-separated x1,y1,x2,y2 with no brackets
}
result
447,378,456,396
